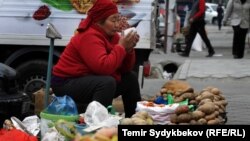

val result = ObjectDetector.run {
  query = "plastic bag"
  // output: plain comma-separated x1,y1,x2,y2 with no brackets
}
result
0,128,38,141
136,101,179,115
44,95,78,115
83,101,120,132
192,34,203,52
41,127,65,141
11,115,40,136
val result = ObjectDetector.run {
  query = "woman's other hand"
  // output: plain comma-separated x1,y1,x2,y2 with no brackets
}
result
119,31,139,52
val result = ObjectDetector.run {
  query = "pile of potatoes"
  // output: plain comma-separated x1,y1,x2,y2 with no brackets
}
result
169,86,228,125
158,86,198,105
120,111,154,125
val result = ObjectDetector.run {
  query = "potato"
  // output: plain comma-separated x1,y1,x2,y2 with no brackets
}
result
218,108,225,114
197,118,207,125
204,86,214,91
213,95,221,101
220,100,228,106
175,91,183,97
131,118,147,125
134,120,147,125
137,111,149,118
207,118,220,125
198,103,216,114
160,88,167,94
211,88,220,95
192,110,205,120
214,105,220,111
193,92,199,98
146,118,154,125
200,91,214,100
170,114,178,123
220,95,225,100
199,98,212,106
205,112,217,121
214,100,227,109
120,118,133,125
175,105,189,115
177,113,192,123
174,97,184,103
214,111,219,117
178,123,190,125
132,111,149,120
195,95,202,102
181,93,195,100
190,120,198,125
189,100,198,105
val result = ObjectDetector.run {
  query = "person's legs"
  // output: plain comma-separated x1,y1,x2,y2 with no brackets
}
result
51,75,116,113
218,17,222,30
115,71,141,117
232,26,240,58
197,20,215,56
180,23,198,56
237,27,248,58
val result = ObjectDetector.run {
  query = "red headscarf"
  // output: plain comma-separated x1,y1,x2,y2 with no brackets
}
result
77,0,118,32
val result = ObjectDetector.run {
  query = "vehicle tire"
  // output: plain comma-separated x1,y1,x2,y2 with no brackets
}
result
16,60,47,98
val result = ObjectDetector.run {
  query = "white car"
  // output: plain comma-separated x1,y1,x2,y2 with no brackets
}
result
205,3,220,24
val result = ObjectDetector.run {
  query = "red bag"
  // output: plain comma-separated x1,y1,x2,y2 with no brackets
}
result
0,129,38,141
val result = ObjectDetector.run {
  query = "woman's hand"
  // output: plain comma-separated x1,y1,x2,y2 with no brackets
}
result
119,31,140,52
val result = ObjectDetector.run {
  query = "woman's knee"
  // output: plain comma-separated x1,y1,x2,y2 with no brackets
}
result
98,76,116,90
122,71,138,83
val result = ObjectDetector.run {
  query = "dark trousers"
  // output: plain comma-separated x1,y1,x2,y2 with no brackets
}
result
185,20,214,55
51,71,141,117
232,26,248,58
217,16,223,30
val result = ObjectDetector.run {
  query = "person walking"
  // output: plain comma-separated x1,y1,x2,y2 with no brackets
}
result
223,0,250,59
51,0,141,117
217,3,224,30
178,0,215,57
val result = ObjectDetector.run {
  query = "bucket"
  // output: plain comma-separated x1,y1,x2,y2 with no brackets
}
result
40,111,79,138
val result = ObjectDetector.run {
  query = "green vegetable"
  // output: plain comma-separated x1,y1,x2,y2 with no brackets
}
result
42,0,73,11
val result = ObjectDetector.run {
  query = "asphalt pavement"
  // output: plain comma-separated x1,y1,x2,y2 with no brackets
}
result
141,25,250,125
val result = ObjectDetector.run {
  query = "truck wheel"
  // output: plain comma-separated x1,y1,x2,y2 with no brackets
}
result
16,60,47,98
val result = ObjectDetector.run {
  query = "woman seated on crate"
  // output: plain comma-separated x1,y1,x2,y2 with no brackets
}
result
51,0,141,117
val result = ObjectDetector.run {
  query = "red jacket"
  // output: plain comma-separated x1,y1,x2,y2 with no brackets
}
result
190,0,205,21
53,24,135,81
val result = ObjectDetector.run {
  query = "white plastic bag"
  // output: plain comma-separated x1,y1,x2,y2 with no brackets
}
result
41,127,65,141
11,115,40,136
136,101,179,115
83,101,120,132
192,34,203,52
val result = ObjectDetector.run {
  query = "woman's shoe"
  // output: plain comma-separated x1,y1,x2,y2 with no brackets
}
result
234,56,243,59
178,52,189,57
206,51,215,57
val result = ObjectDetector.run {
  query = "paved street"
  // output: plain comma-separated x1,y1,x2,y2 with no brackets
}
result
141,24,250,124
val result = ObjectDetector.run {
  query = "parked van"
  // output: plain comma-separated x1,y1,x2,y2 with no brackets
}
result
0,0,158,97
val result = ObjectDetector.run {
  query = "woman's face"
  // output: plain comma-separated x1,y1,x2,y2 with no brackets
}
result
98,13,120,36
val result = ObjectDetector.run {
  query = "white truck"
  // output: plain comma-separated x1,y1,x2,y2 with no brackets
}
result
0,0,158,97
